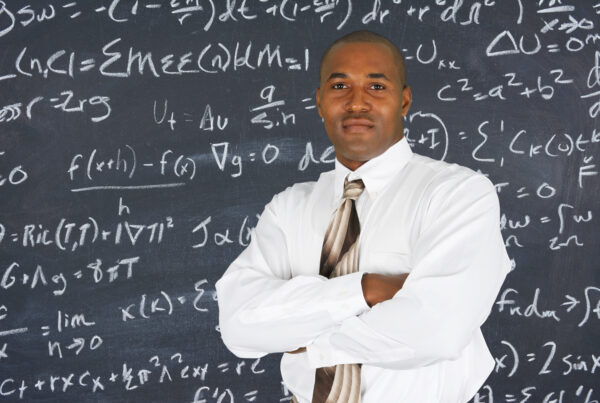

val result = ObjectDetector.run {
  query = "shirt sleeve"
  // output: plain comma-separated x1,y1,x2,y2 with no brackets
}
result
305,174,511,369
215,189,370,359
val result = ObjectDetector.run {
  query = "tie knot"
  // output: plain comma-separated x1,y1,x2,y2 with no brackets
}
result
343,178,365,201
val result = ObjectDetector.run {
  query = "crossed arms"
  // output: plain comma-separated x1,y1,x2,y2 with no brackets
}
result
215,174,510,369
286,273,408,354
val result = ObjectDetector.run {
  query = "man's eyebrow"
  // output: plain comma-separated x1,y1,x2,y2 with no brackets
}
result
326,72,391,81
367,73,390,80
326,72,347,80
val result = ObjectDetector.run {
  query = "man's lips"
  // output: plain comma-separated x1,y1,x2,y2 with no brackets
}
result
342,118,374,129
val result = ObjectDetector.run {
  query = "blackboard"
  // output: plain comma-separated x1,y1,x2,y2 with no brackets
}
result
1,0,599,401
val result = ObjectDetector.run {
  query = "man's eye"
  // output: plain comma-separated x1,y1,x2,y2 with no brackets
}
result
331,83,347,89
370,83,385,90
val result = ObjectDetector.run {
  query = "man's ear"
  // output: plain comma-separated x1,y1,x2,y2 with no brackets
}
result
401,86,412,117
316,87,322,118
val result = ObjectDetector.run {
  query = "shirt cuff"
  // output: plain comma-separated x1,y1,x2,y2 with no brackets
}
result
305,320,369,368
325,271,370,323
306,330,338,368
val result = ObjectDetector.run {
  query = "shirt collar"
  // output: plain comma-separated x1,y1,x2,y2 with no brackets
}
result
333,136,414,200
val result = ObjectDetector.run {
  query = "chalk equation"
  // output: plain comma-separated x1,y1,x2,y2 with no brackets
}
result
1,0,598,401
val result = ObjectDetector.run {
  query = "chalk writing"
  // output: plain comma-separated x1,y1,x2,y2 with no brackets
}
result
0,1,598,401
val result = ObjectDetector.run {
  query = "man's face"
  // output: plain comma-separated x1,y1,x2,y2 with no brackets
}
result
317,42,412,170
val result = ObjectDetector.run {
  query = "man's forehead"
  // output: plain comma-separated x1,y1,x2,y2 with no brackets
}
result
322,43,400,77
326,41,394,62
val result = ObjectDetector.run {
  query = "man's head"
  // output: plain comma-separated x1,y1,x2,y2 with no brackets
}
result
317,30,412,170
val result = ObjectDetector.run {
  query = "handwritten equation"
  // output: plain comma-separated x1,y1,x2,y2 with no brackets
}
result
1,0,599,401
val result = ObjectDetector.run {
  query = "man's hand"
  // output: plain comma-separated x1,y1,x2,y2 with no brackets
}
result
361,273,409,307
286,347,306,354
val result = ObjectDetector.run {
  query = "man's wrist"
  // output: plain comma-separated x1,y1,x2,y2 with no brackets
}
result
361,272,372,307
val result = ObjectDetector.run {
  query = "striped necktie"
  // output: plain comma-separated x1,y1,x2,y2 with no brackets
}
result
312,176,365,403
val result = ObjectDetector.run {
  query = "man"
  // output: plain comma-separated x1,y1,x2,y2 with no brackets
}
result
215,30,510,402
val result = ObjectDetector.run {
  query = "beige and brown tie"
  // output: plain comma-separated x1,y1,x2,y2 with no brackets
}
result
303,177,365,403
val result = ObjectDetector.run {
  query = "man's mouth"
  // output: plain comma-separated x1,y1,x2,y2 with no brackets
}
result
342,118,374,131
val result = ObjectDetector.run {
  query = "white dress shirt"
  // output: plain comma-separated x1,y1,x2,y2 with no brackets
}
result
215,137,511,403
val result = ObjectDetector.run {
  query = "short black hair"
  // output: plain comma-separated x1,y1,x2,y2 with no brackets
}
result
319,30,407,86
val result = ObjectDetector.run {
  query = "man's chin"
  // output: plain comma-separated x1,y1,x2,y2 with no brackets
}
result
337,149,381,166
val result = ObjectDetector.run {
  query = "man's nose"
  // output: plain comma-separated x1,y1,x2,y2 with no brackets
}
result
345,89,370,112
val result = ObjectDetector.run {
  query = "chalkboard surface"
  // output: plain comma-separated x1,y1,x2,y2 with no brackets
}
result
1,1,599,402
